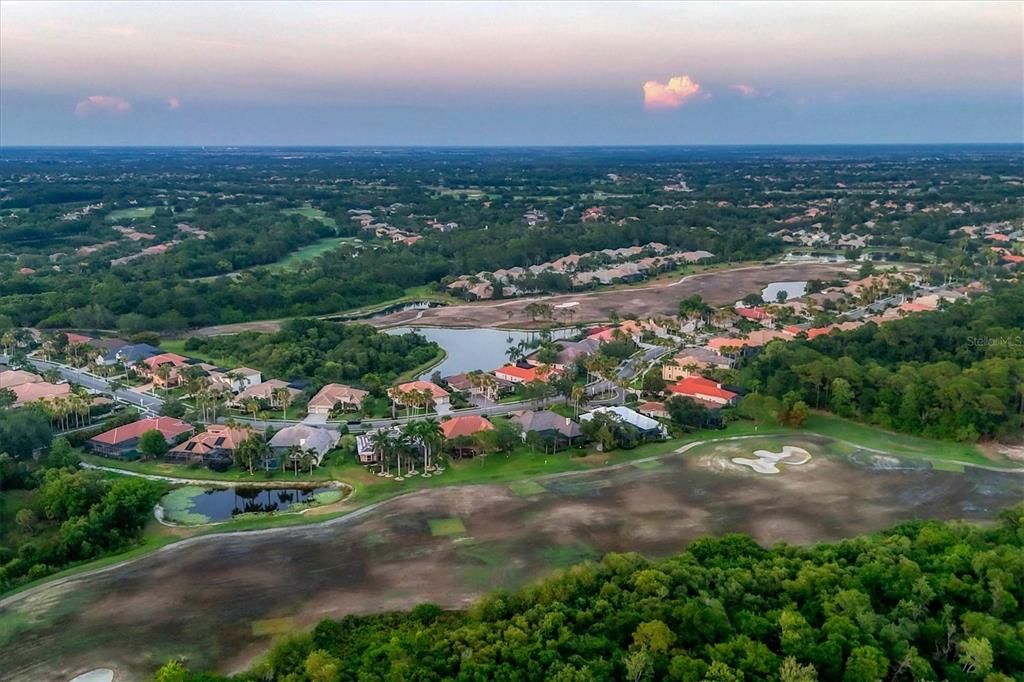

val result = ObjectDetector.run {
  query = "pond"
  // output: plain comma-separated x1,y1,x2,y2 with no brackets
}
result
762,280,807,302
385,326,573,378
159,485,342,524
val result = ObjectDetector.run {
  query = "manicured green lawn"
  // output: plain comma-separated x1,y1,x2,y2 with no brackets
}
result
273,237,356,268
802,413,1013,467
280,205,338,228
106,206,158,221
428,517,466,536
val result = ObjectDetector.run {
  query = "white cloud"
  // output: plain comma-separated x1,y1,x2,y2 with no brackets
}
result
642,75,701,109
74,95,132,116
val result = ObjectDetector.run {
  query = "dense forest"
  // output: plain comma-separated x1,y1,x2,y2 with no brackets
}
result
740,284,1024,441
184,319,442,388
0,431,165,593
162,508,1024,681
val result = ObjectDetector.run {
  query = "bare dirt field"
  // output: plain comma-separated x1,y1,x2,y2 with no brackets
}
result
190,261,853,336
366,261,852,329
4,434,1015,682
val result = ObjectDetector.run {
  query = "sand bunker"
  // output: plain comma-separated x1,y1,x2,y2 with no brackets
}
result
68,670,114,682
732,446,811,474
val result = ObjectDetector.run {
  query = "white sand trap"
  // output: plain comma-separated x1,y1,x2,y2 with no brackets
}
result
69,670,114,682
732,446,811,474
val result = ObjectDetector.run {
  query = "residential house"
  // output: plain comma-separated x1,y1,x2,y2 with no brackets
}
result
581,406,666,438
88,416,194,460
307,383,369,415
443,372,513,401
494,363,561,385
637,401,670,419
510,410,583,450
199,364,262,393
166,424,254,465
388,380,451,412
440,415,494,440
0,369,42,389
140,352,190,387
228,379,301,409
667,376,739,407
11,381,71,408
661,347,732,381
97,343,161,367
268,425,339,466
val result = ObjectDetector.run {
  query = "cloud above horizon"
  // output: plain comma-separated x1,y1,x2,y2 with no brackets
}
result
167,97,181,110
74,95,132,116
731,84,758,98
643,76,701,109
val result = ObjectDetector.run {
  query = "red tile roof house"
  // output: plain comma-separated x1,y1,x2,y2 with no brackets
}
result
388,380,451,413
307,383,369,416
667,376,740,407
167,424,254,465
638,401,670,419
735,306,774,325
11,381,71,408
141,352,190,387
440,415,494,457
88,417,194,460
494,363,561,385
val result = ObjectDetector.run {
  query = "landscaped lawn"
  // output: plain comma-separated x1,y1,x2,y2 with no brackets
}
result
801,413,1011,467
273,237,356,268
106,206,158,221
280,205,338,228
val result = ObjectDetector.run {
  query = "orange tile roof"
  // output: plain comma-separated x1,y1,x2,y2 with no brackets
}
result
440,415,494,439
668,376,738,402
495,364,560,382
90,417,193,446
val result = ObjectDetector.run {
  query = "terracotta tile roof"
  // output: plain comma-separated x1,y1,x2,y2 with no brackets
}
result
171,425,253,455
495,364,560,382
90,417,193,446
440,415,494,439
668,376,738,402
392,380,449,400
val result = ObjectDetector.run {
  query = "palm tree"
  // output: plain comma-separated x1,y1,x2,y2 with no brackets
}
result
1,330,16,358
272,386,291,419
287,444,304,476
243,397,261,421
154,364,172,394
571,384,586,417
369,430,393,475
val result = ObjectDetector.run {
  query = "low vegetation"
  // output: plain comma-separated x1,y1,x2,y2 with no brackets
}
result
164,507,1024,681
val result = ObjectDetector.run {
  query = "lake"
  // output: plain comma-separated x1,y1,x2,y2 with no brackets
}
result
386,326,573,377
762,280,807,302
160,484,340,524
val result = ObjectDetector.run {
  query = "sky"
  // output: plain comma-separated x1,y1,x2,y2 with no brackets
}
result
1,1,1022,146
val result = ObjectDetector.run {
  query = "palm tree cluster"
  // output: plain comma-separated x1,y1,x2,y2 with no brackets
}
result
388,388,436,418
368,419,443,479
35,388,93,432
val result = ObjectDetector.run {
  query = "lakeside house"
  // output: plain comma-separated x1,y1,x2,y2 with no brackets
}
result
389,380,451,412
268,424,339,466
167,424,254,465
307,383,369,415
494,363,561,385
88,416,194,460
440,415,494,440
443,372,514,401
527,337,602,370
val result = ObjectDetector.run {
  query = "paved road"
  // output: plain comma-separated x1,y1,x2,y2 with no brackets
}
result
30,359,163,414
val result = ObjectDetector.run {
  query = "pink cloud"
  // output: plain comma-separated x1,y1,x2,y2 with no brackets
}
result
642,75,701,109
731,84,758,98
167,97,181,110
74,95,132,116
